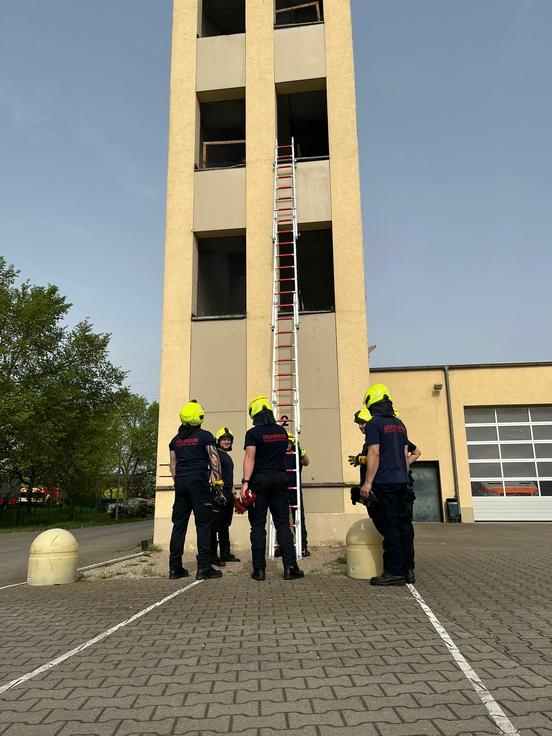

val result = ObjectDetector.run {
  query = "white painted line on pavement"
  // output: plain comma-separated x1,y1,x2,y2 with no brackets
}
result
407,583,521,736
0,551,150,592
78,552,146,571
0,582,26,591
0,579,203,695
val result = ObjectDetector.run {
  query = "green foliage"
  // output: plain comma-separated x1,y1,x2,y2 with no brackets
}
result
109,393,159,498
0,257,144,517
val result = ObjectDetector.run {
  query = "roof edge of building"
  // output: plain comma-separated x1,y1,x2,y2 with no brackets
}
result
370,360,552,373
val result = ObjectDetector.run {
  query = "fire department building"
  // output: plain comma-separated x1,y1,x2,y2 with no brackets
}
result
372,361,552,524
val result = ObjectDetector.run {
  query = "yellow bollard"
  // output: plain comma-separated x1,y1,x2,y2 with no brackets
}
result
346,517,383,580
27,529,78,586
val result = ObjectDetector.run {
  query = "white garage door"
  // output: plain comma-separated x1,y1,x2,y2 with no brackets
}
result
465,405,552,521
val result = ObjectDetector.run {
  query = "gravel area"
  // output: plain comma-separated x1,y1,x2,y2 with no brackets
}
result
82,544,347,581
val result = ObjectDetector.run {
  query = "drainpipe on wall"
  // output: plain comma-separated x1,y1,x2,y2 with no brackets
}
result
443,365,461,510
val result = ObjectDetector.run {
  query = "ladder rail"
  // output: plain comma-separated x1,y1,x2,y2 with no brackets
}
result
268,137,304,560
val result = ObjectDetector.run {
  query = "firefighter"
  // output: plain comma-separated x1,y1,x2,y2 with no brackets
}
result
359,384,415,586
275,432,310,557
241,396,304,581
168,400,224,581
211,427,240,565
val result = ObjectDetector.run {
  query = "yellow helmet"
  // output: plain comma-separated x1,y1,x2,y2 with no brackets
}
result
215,426,234,443
354,408,372,424
287,432,296,444
248,395,272,417
179,400,204,426
363,383,393,409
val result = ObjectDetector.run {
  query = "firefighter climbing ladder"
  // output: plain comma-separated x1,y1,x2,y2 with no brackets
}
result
268,138,304,560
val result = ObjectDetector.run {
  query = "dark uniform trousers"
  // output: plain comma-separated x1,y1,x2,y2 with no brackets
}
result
288,488,308,551
368,483,415,577
248,470,297,569
211,488,233,557
169,476,214,571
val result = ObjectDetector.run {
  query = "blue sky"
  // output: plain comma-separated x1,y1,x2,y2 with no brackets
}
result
1,1,551,401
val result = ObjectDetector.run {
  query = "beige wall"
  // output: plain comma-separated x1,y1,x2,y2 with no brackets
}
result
193,168,246,232
274,24,326,84
296,160,331,225
196,34,245,92
190,320,246,411
245,4,275,399
156,0,199,489
325,0,370,486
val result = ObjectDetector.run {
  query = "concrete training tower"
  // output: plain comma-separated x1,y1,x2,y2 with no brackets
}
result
154,0,369,547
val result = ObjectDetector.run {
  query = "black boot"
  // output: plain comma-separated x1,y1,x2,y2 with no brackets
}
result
169,567,189,580
370,573,405,586
302,549,311,557
251,569,266,581
405,569,416,584
220,553,241,562
212,556,226,567
196,566,223,580
283,564,304,580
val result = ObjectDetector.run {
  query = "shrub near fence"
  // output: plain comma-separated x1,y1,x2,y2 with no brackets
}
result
0,497,153,532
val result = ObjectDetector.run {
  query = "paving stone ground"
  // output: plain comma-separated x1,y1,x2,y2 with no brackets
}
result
0,523,551,736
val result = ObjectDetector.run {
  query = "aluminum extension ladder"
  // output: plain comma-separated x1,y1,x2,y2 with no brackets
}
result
267,138,304,560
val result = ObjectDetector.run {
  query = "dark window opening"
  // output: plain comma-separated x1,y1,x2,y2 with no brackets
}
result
195,236,246,318
276,229,334,314
199,99,245,168
201,0,245,37
275,0,324,27
277,90,329,159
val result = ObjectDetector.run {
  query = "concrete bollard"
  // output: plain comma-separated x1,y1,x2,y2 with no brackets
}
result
27,529,78,586
346,517,383,580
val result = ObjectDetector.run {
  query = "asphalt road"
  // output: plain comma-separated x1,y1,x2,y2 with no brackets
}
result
0,520,153,586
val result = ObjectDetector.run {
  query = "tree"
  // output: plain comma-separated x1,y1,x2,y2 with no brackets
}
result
110,393,159,499
0,258,126,519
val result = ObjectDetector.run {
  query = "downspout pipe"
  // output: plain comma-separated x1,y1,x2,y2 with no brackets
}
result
443,365,461,506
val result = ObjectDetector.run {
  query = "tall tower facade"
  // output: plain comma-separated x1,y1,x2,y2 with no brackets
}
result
155,0,369,547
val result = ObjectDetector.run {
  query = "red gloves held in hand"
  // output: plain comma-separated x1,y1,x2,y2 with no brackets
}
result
233,489,256,515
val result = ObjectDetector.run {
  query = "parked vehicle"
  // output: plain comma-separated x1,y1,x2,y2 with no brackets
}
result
107,497,154,518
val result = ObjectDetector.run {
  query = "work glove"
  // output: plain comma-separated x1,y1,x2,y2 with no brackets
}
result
348,454,367,467
210,480,227,507
240,489,256,508
233,497,247,514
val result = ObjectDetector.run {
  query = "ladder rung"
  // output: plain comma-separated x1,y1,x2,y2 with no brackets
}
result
278,278,295,282
277,290,294,295
275,359,294,362
276,330,293,334
276,266,294,271
275,372,295,376
276,345,293,349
